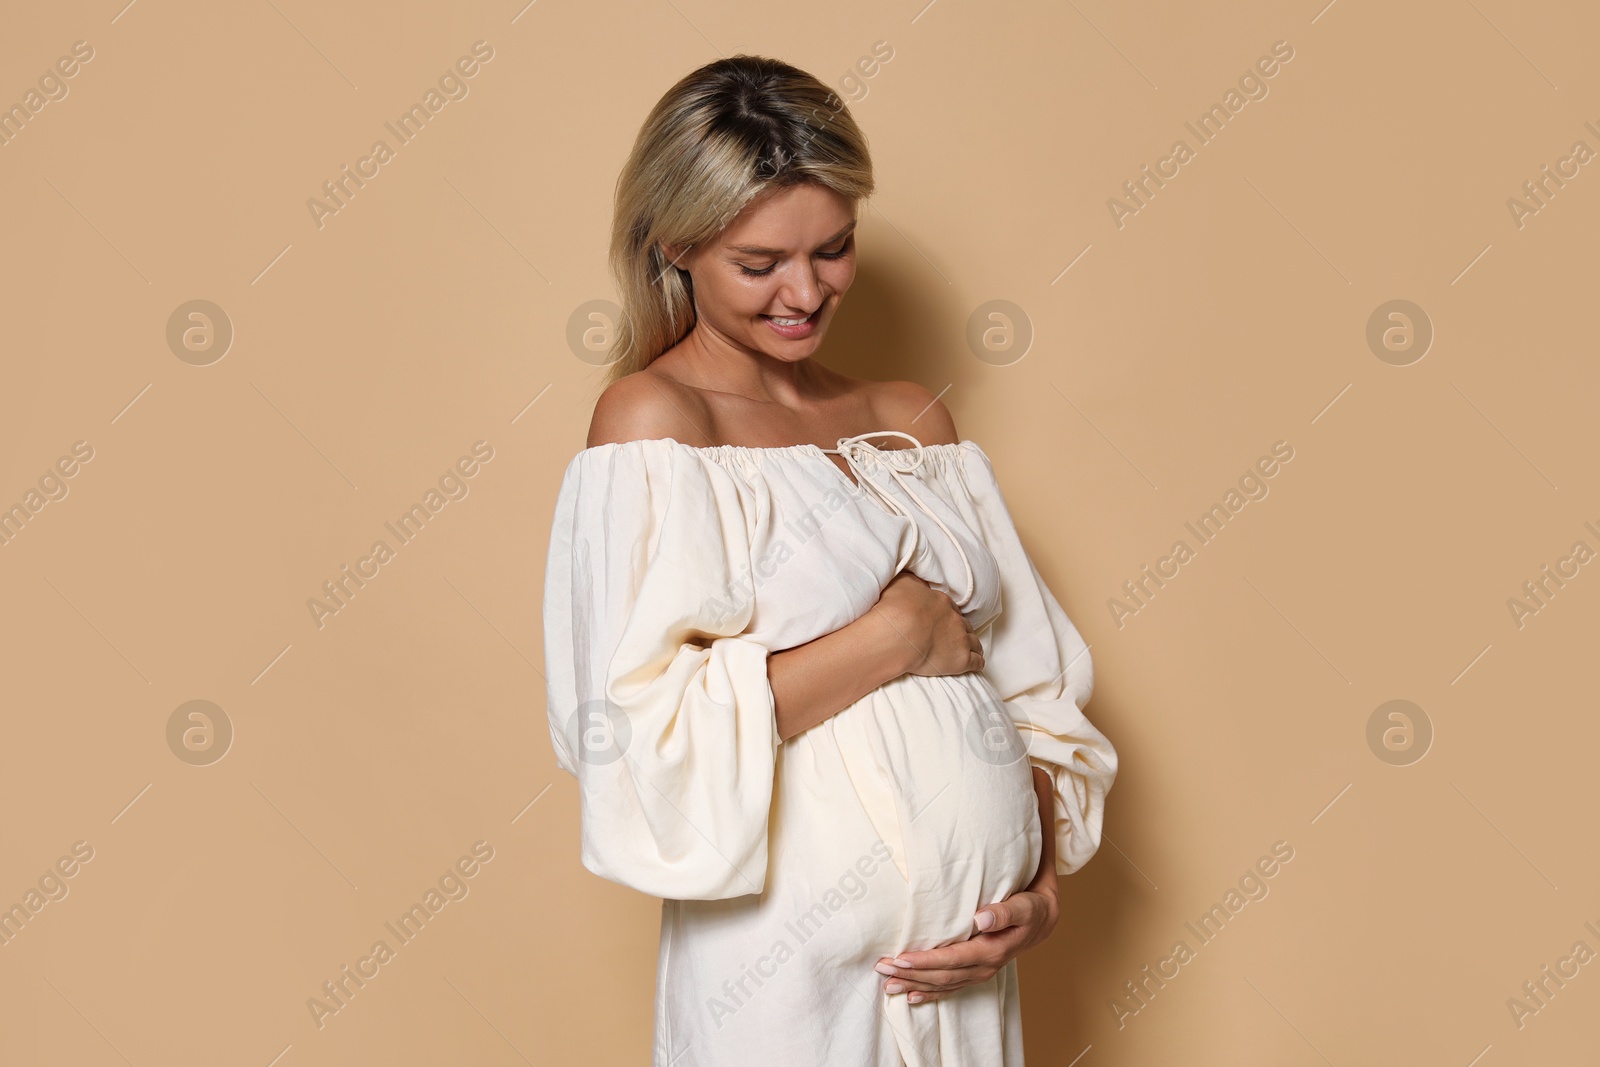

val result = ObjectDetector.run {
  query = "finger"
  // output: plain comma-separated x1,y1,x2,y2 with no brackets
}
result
976,892,1041,934
883,969,986,993
882,978,957,1004
883,947,1004,991
879,937,994,973
878,950,945,976
881,903,1035,974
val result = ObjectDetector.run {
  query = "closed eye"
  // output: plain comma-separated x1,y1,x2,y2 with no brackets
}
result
738,239,852,277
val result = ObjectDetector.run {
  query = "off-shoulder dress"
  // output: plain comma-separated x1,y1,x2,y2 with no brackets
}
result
542,430,1118,1066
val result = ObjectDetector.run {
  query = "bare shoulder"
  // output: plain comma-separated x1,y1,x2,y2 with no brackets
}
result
586,369,711,448
871,379,960,446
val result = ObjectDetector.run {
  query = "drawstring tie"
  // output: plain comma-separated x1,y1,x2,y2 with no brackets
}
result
821,430,975,602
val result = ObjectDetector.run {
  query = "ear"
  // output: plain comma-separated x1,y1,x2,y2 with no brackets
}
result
659,240,692,269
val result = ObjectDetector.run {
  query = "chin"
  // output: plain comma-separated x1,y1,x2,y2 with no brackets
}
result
763,343,821,362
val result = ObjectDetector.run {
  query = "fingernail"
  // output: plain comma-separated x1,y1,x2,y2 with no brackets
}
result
975,912,995,931
874,962,897,976
892,957,913,968
908,993,924,1003
885,981,904,993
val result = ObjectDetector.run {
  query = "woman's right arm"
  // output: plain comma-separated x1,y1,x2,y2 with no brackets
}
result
582,384,983,742
769,572,985,741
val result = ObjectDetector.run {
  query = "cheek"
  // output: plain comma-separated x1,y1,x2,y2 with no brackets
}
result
733,278,776,314
823,259,856,298
700,271,766,315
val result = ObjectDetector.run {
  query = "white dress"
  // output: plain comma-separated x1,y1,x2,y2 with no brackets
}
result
542,430,1118,1066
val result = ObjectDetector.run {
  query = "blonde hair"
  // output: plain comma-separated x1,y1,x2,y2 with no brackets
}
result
603,55,876,386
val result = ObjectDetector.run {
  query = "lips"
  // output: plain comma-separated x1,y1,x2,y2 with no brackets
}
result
761,308,821,339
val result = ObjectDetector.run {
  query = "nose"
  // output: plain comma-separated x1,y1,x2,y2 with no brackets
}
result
776,259,822,314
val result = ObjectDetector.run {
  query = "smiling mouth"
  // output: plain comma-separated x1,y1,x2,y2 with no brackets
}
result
762,310,816,326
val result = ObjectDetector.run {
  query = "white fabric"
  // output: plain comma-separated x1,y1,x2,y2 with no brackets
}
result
542,431,1118,1066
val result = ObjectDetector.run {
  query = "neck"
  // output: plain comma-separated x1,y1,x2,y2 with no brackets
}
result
667,326,824,405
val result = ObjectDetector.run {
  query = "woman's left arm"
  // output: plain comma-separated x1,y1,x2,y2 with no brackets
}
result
873,766,1060,1003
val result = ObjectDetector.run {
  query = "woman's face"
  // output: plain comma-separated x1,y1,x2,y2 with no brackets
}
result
662,182,858,363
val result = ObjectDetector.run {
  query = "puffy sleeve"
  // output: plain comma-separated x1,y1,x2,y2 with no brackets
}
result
956,446,1118,876
542,441,779,900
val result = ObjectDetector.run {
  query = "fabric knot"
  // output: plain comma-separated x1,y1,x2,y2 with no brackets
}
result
831,430,928,478
821,429,974,607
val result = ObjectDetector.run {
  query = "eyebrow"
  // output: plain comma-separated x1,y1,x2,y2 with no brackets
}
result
725,220,857,256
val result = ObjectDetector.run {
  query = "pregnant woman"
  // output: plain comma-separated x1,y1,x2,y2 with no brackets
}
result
543,55,1118,1066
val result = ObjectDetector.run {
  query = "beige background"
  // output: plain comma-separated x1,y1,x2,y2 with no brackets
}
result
2,0,1596,1063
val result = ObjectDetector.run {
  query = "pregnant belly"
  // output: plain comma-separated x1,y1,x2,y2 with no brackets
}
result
832,670,1044,949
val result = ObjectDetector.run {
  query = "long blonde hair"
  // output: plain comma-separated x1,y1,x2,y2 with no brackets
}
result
603,55,876,386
